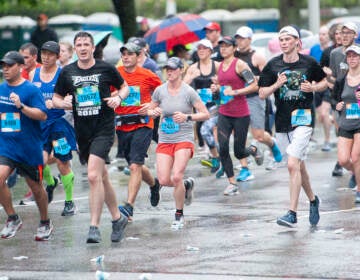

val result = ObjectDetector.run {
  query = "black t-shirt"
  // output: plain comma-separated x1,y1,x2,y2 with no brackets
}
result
55,60,124,141
258,54,326,132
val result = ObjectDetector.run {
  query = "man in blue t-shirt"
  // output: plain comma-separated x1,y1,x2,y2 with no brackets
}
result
0,51,53,241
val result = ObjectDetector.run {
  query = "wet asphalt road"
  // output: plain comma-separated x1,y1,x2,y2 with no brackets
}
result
0,128,359,280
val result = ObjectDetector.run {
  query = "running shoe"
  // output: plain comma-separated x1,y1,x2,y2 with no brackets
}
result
111,214,128,242
309,195,320,226
46,176,59,204
355,192,360,204
149,178,161,207
215,166,225,178
86,226,101,243
184,177,195,206
171,213,185,230
210,157,220,173
332,162,343,177
35,220,54,241
348,174,356,189
321,142,332,152
236,168,254,182
277,211,297,228
271,140,282,162
200,158,213,168
223,184,239,196
118,203,133,222
1,216,22,239
250,145,264,166
123,166,130,176
61,201,77,216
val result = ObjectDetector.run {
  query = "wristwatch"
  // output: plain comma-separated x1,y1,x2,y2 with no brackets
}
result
186,115,192,122
19,103,25,110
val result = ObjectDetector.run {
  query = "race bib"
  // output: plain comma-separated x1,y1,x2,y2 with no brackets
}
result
291,109,312,126
76,86,101,107
1,112,21,132
345,103,360,119
197,88,212,104
53,137,71,156
219,85,234,105
121,86,141,106
160,117,179,134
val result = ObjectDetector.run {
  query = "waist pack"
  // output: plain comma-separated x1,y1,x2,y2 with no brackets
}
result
115,114,149,126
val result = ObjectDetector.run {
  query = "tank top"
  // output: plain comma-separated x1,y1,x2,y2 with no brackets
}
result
218,58,249,117
193,61,216,107
33,67,65,121
235,49,259,98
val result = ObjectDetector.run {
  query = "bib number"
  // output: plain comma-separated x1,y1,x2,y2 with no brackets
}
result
1,113,20,132
345,103,360,119
160,117,179,134
291,109,311,126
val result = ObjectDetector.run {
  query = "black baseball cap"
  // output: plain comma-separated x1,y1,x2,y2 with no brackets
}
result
218,36,236,46
41,41,60,55
0,51,24,65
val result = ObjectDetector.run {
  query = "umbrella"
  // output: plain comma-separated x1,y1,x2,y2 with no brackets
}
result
144,13,210,54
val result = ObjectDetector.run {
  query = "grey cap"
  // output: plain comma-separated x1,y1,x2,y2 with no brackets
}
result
163,57,184,69
120,42,141,55
41,41,60,55
128,37,147,48
0,51,24,65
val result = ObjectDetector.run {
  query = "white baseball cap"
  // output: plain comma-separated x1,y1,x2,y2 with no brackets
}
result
234,26,253,39
342,22,358,34
345,44,360,55
197,39,213,51
278,26,300,38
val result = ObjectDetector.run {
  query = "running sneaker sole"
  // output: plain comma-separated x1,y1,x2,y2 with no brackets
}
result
276,219,297,228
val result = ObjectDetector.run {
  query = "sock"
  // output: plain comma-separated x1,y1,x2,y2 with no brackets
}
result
43,165,55,186
40,219,50,225
60,171,74,202
289,210,297,217
9,214,19,221
175,209,183,217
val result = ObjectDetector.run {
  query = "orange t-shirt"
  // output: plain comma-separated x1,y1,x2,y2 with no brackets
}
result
21,63,41,80
115,66,162,132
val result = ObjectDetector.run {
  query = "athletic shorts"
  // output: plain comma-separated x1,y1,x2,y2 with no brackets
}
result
338,127,360,139
247,95,265,129
276,126,313,161
78,135,114,165
0,156,42,182
116,127,153,165
156,142,194,158
314,89,331,108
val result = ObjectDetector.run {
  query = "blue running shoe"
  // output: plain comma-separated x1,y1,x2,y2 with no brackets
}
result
118,203,133,222
216,166,225,178
309,195,320,226
210,157,220,173
271,141,282,163
236,168,254,182
277,211,297,228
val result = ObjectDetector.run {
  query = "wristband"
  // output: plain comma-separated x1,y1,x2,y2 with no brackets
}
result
19,103,25,110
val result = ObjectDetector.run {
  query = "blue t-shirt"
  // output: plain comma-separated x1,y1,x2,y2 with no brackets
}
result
310,44,322,63
0,80,46,166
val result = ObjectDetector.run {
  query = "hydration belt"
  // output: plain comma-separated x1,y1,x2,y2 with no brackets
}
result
115,114,149,126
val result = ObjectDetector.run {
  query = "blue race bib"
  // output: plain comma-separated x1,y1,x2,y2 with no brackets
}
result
160,117,180,134
1,112,21,132
76,86,101,107
345,103,360,119
53,137,71,156
219,85,234,105
197,88,213,104
291,109,312,126
121,86,141,106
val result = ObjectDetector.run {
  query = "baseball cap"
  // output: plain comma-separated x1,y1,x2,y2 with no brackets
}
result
0,51,24,65
197,39,213,51
37,13,48,20
128,37,147,48
345,44,360,55
234,26,253,39
342,22,358,34
41,41,60,55
120,42,141,55
164,57,184,69
278,26,300,38
204,22,221,31
218,36,236,46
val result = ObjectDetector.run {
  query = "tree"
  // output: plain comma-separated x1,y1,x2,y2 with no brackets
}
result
112,0,137,43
